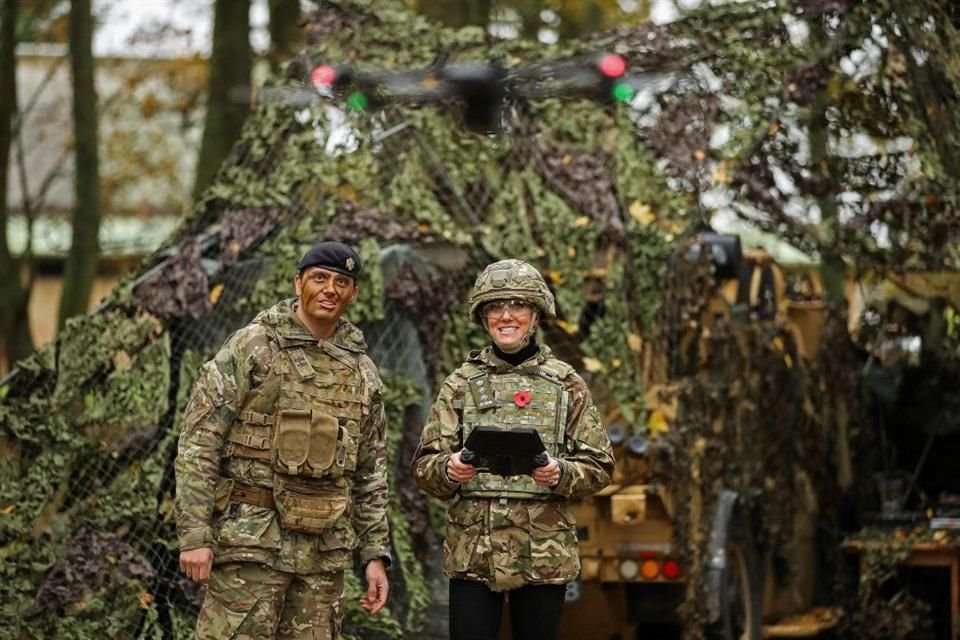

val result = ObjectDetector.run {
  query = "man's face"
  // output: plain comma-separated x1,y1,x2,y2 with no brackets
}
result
295,267,358,326
483,299,535,350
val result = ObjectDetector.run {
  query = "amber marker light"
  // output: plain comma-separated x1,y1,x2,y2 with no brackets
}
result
640,559,660,580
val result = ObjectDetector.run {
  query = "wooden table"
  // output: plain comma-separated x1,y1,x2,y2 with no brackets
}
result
843,539,960,639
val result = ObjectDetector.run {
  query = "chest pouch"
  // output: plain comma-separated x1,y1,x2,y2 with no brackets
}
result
273,474,348,534
273,408,348,479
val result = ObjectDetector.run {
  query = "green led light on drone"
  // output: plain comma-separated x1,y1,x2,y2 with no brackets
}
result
612,81,636,103
346,92,368,111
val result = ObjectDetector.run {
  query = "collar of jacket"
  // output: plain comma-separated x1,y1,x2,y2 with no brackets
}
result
253,299,368,354
468,344,554,374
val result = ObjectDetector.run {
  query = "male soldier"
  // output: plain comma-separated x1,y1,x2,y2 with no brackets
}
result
176,241,390,639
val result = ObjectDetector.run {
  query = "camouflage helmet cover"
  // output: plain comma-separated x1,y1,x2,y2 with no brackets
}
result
468,259,556,323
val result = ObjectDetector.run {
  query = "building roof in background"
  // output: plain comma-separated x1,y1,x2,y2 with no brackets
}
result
7,214,181,259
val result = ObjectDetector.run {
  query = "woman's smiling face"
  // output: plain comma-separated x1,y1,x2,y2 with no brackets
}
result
483,299,535,350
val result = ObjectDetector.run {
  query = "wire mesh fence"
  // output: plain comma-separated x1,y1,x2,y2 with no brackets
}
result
0,65,675,639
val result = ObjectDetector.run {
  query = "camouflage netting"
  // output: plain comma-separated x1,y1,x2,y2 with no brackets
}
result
4,0,960,638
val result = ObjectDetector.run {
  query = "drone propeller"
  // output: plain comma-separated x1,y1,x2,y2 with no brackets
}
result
244,52,682,132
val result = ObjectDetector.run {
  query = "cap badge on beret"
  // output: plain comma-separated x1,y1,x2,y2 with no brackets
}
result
346,257,356,271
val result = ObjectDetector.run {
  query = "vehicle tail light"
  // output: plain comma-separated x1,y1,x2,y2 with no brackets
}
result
662,559,681,580
640,559,660,580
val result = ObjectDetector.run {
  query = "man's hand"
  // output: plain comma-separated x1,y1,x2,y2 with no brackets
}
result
360,559,389,614
180,547,214,583
446,450,479,484
532,455,561,488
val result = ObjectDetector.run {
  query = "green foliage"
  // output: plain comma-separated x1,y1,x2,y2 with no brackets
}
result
28,578,152,640
438,303,488,380
351,239,387,325
527,171,602,323
481,170,540,261
53,311,164,408
580,259,645,426
380,370,430,632
78,334,171,433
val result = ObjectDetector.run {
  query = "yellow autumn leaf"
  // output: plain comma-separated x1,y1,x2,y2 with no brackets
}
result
158,495,175,520
573,216,591,227
337,184,358,202
548,270,565,284
582,357,604,373
772,336,784,351
567,245,576,257
209,283,225,305
627,333,642,352
712,162,731,184
0,504,14,515
562,154,573,165
139,592,155,610
113,351,132,370
555,319,580,334
647,409,669,434
610,357,622,369
629,201,656,225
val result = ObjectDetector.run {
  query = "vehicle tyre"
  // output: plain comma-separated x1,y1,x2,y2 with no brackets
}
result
706,517,764,640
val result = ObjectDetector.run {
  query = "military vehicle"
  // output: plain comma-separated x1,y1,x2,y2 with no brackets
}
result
558,235,839,640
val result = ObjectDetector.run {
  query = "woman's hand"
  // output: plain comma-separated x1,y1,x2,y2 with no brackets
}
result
532,456,562,488
447,450,479,484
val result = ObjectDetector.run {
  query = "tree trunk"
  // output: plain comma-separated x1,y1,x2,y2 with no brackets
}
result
513,0,543,40
268,0,301,73
0,0,34,365
808,24,845,311
58,0,100,329
192,0,251,200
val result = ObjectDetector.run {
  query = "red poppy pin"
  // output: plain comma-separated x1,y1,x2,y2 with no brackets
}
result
513,390,532,408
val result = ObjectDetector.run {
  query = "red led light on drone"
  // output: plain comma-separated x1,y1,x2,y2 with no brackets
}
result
311,65,337,87
598,54,627,78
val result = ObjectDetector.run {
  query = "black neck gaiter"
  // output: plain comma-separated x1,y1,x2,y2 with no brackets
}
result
492,338,539,366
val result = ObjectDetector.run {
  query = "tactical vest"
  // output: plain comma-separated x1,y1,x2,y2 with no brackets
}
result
222,328,366,533
459,360,571,500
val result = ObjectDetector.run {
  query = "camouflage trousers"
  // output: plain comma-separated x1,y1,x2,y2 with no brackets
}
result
196,562,345,640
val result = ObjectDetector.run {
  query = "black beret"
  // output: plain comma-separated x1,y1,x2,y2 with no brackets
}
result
297,241,362,280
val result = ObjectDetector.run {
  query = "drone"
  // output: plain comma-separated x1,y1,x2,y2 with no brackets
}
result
257,52,678,133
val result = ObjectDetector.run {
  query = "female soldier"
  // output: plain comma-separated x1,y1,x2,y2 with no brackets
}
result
413,259,614,640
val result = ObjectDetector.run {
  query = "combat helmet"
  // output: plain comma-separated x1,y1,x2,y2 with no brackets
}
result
468,259,556,324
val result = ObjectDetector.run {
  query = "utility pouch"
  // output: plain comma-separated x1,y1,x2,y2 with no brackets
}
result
272,474,348,534
273,409,344,478
213,477,236,513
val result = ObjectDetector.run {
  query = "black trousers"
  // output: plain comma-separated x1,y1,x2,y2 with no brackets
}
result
448,578,567,640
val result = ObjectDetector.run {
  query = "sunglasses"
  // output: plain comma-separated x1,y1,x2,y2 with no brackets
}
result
484,299,534,319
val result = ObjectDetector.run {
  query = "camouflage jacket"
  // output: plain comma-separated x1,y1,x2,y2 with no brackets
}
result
175,300,391,574
413,345,614,591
